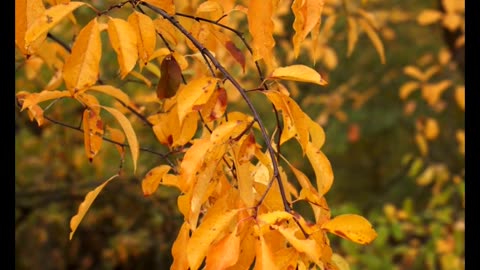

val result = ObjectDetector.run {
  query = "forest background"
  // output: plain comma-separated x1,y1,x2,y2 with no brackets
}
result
15,0,465,269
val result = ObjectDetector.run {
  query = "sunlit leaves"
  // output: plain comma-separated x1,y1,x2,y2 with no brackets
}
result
205,227,241,270
177,76,219,124
306,142,334,196
142,165,171,196
128,11,156,68
69,174,117,240
142,0,175,15
15,0,45,56
87,85,131,106
107,17,138,79
63,18,101,92
269,65,328,86
321,214,377,245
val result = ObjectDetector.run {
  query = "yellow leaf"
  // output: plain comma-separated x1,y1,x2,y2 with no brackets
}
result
15,0,45,56
142,165,171,196
321,214,377,245
403,66,425,81
180,138,212,192
142,0,175,15
253,234,277,270
291,0,324,58
442,13,463,31
177,76,219,124
306,142,334,196
358,18,385,64
107,17,138,79
87,85,131,106
106,126,125,158
307,117,325,149
415,133,428,156
189,160,219,229
272,225,322,266
416,166,435,186
269,65,328,86
257,211,293,226
129,71,152,87
153,18,178,46
422,80,452,106
197,1,223,16
205,227,240,270
443,0,464,13
455,86,465,111
63,18,101,92
172,111,199,148
101,106,139,173
417,9,443,25
19,90,71,111
210,120,248,146
128,11,156,68
399,81,420,100
456,129,464,155
24,2,86,50
24,56,44,80
247,0,276,70
82,108,104,162
227,224,256,270
171,223,190,270
200,87,228,122
347,17,359,57
69,174,117,240
323,47,338,70
286,161,324,206
424,118,439,140
187,199,240,270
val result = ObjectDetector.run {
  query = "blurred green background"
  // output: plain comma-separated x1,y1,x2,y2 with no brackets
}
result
15,0,464,269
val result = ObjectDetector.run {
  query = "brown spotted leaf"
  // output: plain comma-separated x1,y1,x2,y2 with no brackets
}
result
156,54,183,100
142,165,171,196
321,214,377,245
82,108,104,162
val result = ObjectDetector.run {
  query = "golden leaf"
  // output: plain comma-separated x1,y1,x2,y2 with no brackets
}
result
291,0,324,58
101,106,139,173
153,18,178,46
177,76,219,124
415,133,428,156
269,65,328,86
399,81,420,100
19,90,71,111
142,0,175,15
442,13,463,31
403,66,425,81
307,117,326,149
15,0,45,56
257,211,293,226
87,85,131,106
128,11,156,68
247,0,276,70
171,223,190,270
272,225,322,266
358,18,385,64
106,126,125,158
331,253,351,270
417,9,443,25
69,174,117,240
141,165,171,196
456,129,465,155
321,214,377,245
455,86,465,111
129,71,152,87
187,199,240,270
205,227,240,270
82,108,104,162
63,18,101,92
253,234,277,270
347,17,359,57
24,2,86,50
180,138,212,192
200,87,228,122
306,142,334,196
422,80,452,106
172,111,198,148
424,118,439,140
107,17,138,79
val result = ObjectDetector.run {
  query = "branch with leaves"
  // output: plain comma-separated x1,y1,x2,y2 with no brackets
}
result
15,0,378,269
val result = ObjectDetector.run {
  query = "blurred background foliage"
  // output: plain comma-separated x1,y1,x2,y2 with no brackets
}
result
15,0,464,269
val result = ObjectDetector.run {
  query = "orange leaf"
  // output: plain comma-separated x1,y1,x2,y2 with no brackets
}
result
417,9,443,25
424,118,439,140
403,66,425,81
200,87,228,122
346,17,359,57
171,223,190,270
269,65,328,86
291,0,324,58
455,86,465,111
180,138,212,192
101,106,139,173
142,165,171,196
321,214,377,245
253,234,277,270
15,0,45,56
399,81,420,100
273,225,322,266
19,90,71,111
63,18,101,92
24,2,86,50
306,142,334,196
107,17,138,79
187,199,240,270
82,108,104,162
69,174,117,240
106,126,125,158
153,18,178,46
87,85,131,106
128,11,156,68
205,227,241,270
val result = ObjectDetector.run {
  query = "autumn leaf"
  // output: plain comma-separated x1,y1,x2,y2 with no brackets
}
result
176,76,219,124
205,227,241,270
87,85,131,106
200,87,228,122
101,106,139,173
455,86,465,111
417,9,443,25
346,17,359,57
247,0,277,70
321,214,377,245
107,17,138,79
142,0,175,15
171,223,190,270
157,54,183,100
253,234,277,270
24,2,86,51
128,11,156,68
18,90,71,111
69,174,117,240
63,18,101,92
269,65,328,86
15,0,45,56
273,225,322,266
358,18,385,64
142,165,171,196
306,142,334,196
82,108,104,162
106,126,125,158
291,0,324,58
153,18,178,46
225,41,246,73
